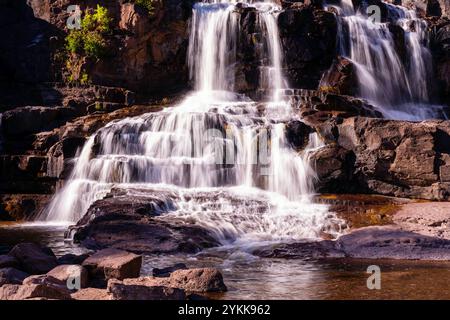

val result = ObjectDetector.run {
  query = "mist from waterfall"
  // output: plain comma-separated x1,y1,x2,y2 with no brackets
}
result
328,0,447,120
42,1,341,245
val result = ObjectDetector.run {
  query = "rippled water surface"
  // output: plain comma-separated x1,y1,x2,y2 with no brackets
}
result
2,222,450,300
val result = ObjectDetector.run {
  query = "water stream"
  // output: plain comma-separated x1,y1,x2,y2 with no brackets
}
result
42,1,339,247
327,0,447,120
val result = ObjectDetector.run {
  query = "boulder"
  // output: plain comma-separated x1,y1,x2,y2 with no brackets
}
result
0,284,21,300
109,267,227,294
8,243,57,274
168,268,227,293
71,288,111,300
82,248,142,281
308,144,355,193
0,255,19,269
47,265,89,289
0,268,29,286
0,274,72,300
107,279,186,300
285,120,313,150
72,189,220,254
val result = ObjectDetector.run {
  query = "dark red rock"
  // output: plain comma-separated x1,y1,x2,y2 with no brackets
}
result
0,268,29,286
9,243,57,275
72,189,220,255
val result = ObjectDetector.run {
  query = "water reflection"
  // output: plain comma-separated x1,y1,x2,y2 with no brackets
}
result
2,223,450,300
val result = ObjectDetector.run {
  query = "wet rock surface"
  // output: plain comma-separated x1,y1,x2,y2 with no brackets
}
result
0,241,228,300
71,189,221,255
256,199,450,261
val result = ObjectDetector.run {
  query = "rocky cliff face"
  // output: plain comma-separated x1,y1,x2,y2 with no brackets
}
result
1,0,450,103
1,0,450,221
309,117,450,200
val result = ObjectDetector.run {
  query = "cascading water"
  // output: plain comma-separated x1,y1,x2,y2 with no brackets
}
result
327,0,447,120
43,1,341,246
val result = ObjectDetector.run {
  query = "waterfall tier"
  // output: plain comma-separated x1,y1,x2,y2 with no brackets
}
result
43,1,340,245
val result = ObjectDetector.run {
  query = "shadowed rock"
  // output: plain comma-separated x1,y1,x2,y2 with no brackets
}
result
8,243,57,274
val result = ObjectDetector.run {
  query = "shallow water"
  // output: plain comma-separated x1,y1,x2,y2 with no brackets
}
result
1,222,450,300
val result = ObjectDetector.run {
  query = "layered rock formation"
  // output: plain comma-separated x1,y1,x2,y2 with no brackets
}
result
0,0,449,215
309,116,450,200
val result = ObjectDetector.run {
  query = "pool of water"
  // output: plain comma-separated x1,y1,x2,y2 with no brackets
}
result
1,222,450,300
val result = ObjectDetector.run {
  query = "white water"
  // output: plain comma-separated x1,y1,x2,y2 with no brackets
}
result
328,0,447,120
43,1,341,245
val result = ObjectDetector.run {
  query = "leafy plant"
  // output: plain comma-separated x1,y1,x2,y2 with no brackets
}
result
80,72,89,85
65,4,111,60
135,0,156,15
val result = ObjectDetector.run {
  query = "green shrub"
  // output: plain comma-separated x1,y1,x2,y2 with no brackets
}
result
135,0,156,14
66,30,84,54
83,32,106,58
80,72,89,85
65,4,111,59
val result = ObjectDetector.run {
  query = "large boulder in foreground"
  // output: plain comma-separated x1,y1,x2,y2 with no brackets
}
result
71,288,111,300
0,275,72,300
106,267,226,300
82,248,142,281
168,268,227,293
107,279,186,300
8,243,57,274
71,189,220,254
47,265,89,289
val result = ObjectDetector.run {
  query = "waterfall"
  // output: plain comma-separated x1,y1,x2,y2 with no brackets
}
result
43,1,339,245
328,0,447,120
